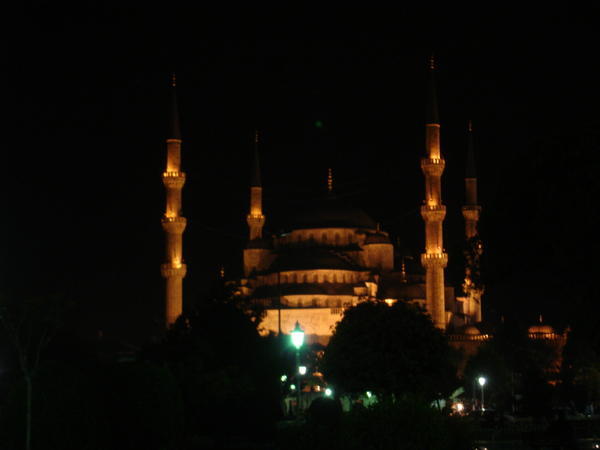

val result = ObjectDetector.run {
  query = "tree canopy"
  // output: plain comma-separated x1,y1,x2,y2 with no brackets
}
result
321,300,457,400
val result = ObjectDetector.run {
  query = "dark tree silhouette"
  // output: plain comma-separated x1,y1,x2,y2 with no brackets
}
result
321,300,457,401
0,295,63,450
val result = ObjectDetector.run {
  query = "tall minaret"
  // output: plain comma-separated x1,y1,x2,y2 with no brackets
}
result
247,131,265,241
462,120,483,322
243,132,269,277
420,56,448,330
161,74,187,327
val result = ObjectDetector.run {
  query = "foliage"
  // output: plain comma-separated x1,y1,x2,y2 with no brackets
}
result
464,321,560,415
277,397,473,450
464,342,513,411
0,294,66,450
321,300,457,401
143,298,283,441
561,320,600,410
0,295,64,376
463,235,484,294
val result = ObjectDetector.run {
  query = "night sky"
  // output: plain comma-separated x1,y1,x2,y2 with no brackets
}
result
9,8,600,343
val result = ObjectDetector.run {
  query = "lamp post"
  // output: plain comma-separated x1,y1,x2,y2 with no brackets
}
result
478,376,487,413
291,321,305,416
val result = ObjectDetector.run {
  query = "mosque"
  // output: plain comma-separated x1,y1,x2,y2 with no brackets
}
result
158,63,566,362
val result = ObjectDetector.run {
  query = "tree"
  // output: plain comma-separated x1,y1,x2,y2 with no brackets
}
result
142,297,283,443
0,295,63,450
321,300,457,401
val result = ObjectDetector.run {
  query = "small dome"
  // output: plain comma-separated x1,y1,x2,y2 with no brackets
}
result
528,324,554,334
462,325,481,336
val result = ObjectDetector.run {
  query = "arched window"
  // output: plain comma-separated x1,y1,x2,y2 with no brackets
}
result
322,233,328,244
335,233,341,246
312,298,318,307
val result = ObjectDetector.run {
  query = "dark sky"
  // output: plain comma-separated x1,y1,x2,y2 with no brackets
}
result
8,7,600,342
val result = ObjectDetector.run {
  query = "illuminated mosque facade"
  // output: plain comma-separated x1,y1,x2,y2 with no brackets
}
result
159,63,483,341
159,64,566,357
236,59,483,345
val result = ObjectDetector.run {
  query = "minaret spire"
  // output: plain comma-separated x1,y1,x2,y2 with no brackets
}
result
169,73,182,140
462,120,483,322
463,120,481,237
161,74,187,328
420,56,448,330
247,131,265,241
244,131,269,277
327,167,333,194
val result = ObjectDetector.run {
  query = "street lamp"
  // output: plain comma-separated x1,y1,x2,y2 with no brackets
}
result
478,376,487,413
291,321,305,415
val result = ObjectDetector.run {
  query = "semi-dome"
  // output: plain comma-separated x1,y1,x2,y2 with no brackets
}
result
287,196,377,230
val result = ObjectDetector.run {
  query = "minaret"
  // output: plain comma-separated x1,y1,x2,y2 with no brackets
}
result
463,120,481,238
243,132,269,277
247,131,265,241
420,56,448,330
462,120,483,322
161,74,187,328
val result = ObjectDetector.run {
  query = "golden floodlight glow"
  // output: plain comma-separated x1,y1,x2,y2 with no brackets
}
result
384,299,397,307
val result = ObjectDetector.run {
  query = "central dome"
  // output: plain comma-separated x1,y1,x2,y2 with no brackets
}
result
288,196,377,230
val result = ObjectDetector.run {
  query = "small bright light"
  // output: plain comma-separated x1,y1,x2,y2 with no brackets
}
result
325,388,332,397
298,366,307,375
291,321,305,350
366,391,372,398
290,384,296,391
478,376,486,387
455,402,464,412
280,375,287,382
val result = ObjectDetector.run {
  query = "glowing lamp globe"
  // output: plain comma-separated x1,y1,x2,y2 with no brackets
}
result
291,321,305,350
478,376,486,387
298,366,307,375
325,388,333,397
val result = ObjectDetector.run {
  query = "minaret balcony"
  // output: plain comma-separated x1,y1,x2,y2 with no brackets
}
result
461,205,481,221
420,157,445,176
421,252,448,268
161,263,187,278
162,172,186,189
420,204,446,221
162,216,187,233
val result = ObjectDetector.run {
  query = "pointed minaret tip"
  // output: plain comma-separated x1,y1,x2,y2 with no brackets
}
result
466,120,477,179
426,54,439,124
327,167,333,194
168,73,182,140
250,131,262,187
